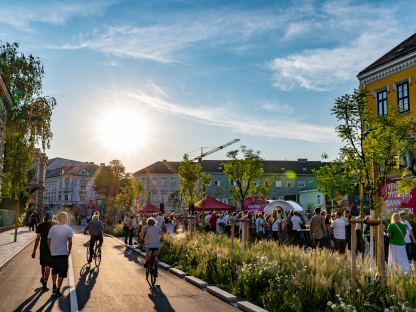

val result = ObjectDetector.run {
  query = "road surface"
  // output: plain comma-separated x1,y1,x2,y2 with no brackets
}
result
0,227,239,312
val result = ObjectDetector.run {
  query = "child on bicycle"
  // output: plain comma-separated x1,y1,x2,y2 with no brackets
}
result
140,217,162,267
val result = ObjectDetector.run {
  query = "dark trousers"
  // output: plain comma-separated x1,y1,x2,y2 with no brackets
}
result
123,226,129,244
128,229,134,245
334,238,346,254
89,235,103,262
314,238,324,249
272,231,279,241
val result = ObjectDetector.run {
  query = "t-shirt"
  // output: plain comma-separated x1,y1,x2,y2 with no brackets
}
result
47,224,73,256
256,217,265,233
402,220,413,243
387,222,406,246
272,218,281,232
291,215,302,231
85,220,103,236
141,225,161,248
330,218,348,240
204,214,211,225
36,221,54,252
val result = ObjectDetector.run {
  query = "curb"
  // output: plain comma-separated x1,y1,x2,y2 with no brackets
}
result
103,233,268,312
207,286,238,304
0,234,36,269
185,275,208,289
237,301,268,312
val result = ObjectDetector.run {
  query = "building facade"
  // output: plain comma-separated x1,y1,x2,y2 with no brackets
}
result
358,33,416,118
44,162,99,214
134,159,328,211
28,148,48,213
358,32,416,214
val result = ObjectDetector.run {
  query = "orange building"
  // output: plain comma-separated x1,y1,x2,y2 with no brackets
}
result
358,33,416,117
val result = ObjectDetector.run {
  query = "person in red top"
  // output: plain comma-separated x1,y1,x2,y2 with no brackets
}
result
210,212,218,232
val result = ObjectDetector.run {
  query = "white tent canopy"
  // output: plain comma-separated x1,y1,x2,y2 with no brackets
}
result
264,200,304,215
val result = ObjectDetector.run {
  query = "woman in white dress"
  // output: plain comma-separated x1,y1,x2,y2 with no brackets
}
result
387,213,410,274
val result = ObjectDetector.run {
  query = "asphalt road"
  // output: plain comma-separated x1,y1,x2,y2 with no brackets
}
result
0,227,239,312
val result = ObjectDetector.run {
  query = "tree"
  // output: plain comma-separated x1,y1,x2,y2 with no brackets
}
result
0,42,56,241
223,146,269,210
168,191,181,212
178,154,210,213
315,87,416,278
313,161,355,211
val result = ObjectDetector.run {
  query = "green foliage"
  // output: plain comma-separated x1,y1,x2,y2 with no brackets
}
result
178,154,210,209
0,41,56,201
223,146,269,209
160,232,416,312
104,223,124,237
168,190,181,211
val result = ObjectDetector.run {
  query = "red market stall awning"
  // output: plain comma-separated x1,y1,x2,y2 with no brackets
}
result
195,195,235,211
139,203,160,213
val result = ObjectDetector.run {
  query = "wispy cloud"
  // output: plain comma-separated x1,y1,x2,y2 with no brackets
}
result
261,102,294,114
0,1,114,31
270,2,404,91
58,10,285,62
116,83,335,143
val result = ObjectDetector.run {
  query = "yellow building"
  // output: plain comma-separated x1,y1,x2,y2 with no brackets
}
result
358,33,416,117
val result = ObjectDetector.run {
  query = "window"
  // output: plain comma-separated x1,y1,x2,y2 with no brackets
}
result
377,89,388,116
214,180,221,186
80,179,87,189
397,81,409,113
275,180,282,188
152,178,158,186
161,178,167,186
298,180,306,188
287,181,295,188
64,194,68,201
230,180,237,186
317,194,321,205
80,195,86,202
171,178,177,186
151,192,158,202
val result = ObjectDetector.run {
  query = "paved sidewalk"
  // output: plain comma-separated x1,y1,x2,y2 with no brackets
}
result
0,227,36,267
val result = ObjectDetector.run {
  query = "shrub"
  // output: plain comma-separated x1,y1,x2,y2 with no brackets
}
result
159,232,416,311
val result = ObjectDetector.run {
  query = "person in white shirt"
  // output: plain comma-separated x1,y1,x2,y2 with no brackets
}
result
255,213,265,240
204,212,212,232
271,210,281,241
330,211,348,254
216,214,224,233
400,210,416,261
47,212,73,297
140,217,162,268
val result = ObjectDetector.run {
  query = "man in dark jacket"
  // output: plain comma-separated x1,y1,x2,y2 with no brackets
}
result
31,211,54,290
84,212,104,264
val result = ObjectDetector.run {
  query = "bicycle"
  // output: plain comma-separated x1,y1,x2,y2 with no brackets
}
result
145,248,159,287
86,239,102,267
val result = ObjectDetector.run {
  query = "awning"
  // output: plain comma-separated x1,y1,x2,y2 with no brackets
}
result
139,203,160,213
264,200,304,215
195,195,235,211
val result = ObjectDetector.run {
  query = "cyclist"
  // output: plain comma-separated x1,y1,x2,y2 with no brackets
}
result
140,217,162,268
84,212,104,264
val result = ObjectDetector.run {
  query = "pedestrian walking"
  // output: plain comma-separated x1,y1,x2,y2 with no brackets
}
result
387,213,410,274
47,211,73,296
123,213,130,245
399,210,416,262
31,211,55,290
330,211,348,254
309,208,326,249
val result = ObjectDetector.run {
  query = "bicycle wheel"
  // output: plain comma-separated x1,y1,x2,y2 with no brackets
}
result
150,261,158,287
94,241,102,267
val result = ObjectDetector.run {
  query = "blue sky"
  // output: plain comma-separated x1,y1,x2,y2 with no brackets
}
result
1,0,415,172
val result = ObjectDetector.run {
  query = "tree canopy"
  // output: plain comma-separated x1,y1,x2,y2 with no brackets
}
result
223,146,271,209
0,42,56,200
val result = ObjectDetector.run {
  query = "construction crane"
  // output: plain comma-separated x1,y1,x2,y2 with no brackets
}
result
190,139,240,162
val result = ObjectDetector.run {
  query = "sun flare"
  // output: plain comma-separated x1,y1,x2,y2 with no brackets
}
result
95,107,149,154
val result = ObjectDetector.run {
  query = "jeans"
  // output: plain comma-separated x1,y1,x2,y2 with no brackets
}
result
128,229,134,245
89,235,103,262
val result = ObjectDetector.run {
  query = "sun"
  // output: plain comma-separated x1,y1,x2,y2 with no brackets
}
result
95,107,149,154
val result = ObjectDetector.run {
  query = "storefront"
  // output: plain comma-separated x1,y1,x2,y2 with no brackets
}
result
380,180,416,215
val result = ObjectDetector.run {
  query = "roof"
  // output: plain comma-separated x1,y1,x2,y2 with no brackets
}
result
47,157,83,172
134,161,180,175
134,160,328,175
358,33,416,77
46,163,99,178
195,195,235,211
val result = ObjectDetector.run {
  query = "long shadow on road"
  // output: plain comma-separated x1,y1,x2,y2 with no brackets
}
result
74,264,100,310
12,287,45,311
120,245,175,311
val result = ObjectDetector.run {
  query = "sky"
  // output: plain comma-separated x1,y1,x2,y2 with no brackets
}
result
1,0,415,172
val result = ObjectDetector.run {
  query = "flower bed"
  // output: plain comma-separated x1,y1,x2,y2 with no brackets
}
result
160,232,416,311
